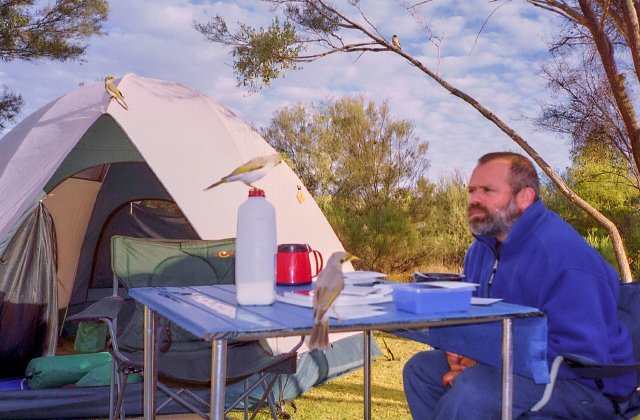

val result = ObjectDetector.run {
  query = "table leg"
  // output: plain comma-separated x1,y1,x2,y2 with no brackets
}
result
210,339,228,420
501,318,513,420
143,305,156,419
363,330,371,420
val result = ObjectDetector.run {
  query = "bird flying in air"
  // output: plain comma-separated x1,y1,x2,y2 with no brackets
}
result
308,252,359,350
104,76,128,110
204,153,282,190
391,34,401,49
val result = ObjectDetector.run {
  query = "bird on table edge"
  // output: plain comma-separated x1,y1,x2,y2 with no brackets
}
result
308,251,360,350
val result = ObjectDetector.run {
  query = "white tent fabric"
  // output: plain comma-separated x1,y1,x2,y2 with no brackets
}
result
0,73,351,355
0,82,105,249
1,73,343,258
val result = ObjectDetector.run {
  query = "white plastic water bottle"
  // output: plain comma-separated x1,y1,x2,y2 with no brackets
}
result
235,188,277,305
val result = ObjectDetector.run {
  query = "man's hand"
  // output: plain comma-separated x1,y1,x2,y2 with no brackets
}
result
441,352,477,388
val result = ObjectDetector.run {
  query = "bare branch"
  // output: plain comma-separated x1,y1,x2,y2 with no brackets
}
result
469,1,509,55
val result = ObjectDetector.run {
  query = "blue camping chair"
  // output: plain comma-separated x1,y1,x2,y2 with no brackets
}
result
67,236,301,420
530,281,640,417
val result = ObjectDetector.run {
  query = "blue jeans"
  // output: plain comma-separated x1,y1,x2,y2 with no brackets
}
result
403,350,616,419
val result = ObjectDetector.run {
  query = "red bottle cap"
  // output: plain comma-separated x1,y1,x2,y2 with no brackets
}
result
248,188,265,197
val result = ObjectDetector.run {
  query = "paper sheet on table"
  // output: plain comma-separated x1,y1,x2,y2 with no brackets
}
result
343,270,388,285
471,297,503,306
343,270,387,279
342,284,394,297
277,286,393,308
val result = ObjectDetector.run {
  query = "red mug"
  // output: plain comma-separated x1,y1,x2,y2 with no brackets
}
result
276,244,323,285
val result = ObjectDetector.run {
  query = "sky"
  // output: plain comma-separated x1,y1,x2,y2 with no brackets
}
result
1,0,571,182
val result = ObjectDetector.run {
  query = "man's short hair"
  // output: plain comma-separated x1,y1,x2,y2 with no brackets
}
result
478,152,540,198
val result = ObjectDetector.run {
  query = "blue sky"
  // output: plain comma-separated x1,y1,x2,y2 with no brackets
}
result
1,0,570,182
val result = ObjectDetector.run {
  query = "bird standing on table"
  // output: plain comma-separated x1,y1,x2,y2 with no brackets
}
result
104,76,128,110
391,34,401,49
308,252,359,350
204,153,282,190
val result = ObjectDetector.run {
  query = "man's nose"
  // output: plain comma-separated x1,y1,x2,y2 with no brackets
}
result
468,191,482,205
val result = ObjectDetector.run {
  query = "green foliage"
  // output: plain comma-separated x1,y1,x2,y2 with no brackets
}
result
411,174,473,269
585,229,617,269
195,1,379,92
543,143,640,277
262,96,469,274
0,0,109,62
0,0,109,127
196,16,302,91
0,85,22,129
233,19,301,91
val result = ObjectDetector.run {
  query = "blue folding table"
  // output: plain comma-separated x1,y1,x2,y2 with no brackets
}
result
128,284,547,420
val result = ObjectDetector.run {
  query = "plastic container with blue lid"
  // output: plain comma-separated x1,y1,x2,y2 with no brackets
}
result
393,283,472,314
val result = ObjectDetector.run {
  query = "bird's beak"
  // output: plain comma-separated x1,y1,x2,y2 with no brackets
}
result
341,253,360,263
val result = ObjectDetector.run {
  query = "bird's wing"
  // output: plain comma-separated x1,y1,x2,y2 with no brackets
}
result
229,156,268,175
312,281,344,320
107,83,125,100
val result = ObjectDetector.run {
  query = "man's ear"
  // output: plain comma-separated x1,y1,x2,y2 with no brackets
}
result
516,187,536,211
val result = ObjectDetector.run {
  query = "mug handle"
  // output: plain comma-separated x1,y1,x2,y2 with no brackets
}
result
311,250,324,277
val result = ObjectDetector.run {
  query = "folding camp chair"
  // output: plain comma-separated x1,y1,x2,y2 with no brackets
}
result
67,235,300,420
530,281,640,417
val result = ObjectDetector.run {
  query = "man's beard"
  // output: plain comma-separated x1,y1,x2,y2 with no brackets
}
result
468,196,521,238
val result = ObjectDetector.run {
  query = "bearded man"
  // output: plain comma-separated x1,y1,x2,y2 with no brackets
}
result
403,152,636,419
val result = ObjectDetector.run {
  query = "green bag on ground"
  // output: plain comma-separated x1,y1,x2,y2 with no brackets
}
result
74,321,107,353
26,352,112,389
75,363,142,387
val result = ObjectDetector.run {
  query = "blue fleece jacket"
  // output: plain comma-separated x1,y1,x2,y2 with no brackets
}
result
463,199,636,397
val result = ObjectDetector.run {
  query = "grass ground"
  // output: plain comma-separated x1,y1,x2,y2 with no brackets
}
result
226,332,428,420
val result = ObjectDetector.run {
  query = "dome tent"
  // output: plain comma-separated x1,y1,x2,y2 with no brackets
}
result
0,74,374,417
0,73,344,310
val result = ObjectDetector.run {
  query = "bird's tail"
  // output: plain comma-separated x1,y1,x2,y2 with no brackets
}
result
116,97,128,110
203,179,223,191
308,320,329,350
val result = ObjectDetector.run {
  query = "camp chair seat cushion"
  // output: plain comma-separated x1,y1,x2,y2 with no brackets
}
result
66,296,124,323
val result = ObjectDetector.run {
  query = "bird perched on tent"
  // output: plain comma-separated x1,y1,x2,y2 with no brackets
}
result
308,252,359,350
204,153,282,190
104,76,128,110
391,34,402,49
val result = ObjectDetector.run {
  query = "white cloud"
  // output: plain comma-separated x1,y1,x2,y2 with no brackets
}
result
0,0,571,182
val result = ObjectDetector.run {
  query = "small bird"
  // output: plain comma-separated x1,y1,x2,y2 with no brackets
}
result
204,153,282,190
308,252,359,350
391,34,402,49
104,76,128,110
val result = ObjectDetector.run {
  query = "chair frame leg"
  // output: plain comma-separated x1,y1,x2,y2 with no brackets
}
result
109,359,117,420
114,371,128,419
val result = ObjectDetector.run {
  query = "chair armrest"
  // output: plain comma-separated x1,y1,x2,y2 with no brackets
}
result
66,296,124,323
563,352,640,378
